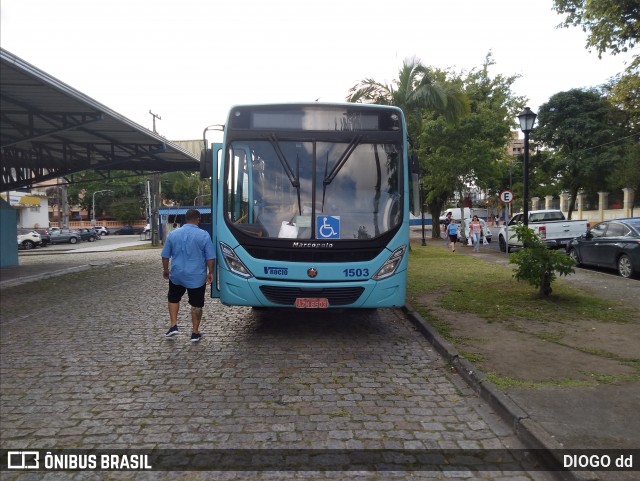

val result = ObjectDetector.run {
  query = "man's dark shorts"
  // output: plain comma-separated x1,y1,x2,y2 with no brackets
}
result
167,280,206,308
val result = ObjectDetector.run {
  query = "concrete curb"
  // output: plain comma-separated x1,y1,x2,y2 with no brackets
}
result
0,261,115,290
69,241,148,253
0,265,93,289
402,303,600,481
17,241,148,256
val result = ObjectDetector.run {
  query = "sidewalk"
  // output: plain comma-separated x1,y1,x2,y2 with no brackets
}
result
0,240,148,289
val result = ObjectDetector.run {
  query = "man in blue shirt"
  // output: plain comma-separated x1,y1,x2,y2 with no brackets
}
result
161,209,215,342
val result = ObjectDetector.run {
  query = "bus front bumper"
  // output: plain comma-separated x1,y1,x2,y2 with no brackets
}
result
218,271,406,309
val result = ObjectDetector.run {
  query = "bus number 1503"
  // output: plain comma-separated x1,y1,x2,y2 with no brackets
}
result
343,268,369,278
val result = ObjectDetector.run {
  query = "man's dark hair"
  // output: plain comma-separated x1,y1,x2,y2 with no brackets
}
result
185,209,201,222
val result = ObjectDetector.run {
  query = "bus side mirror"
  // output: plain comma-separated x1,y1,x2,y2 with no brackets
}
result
200,149,212,179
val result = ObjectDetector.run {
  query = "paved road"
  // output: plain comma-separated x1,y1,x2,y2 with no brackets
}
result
1,249,555,480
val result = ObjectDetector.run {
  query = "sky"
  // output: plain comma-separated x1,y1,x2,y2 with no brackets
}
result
1,0,635,143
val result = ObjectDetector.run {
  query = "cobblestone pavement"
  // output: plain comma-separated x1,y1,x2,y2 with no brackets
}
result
1,250,556,481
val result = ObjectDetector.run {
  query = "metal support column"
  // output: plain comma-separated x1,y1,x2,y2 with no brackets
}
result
151,173,160,246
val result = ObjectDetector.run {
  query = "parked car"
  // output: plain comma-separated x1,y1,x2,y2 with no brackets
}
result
78,228,99,242
17,229,42,250
112,225,141,235
33,228,51,246
93,225,109,236
567,218,640,279
48,228,81,244
499,209,589,252
18,227,50,247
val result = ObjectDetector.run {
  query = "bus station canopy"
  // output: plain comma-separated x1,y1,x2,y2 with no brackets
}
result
0,48,200,192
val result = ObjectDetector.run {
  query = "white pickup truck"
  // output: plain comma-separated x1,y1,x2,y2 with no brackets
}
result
498,209,589,252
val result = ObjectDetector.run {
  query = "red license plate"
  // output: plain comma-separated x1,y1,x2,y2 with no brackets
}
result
295,298,329,309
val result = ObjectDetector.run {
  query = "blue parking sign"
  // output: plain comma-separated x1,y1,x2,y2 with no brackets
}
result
316,216,340,239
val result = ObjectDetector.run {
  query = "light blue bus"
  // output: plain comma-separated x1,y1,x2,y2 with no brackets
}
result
203,103,410,309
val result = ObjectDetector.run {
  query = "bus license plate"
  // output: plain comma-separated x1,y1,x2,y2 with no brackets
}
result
295,298,329,309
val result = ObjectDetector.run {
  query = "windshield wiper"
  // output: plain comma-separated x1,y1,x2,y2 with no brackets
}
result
268,133,301,215
323,135,361,186
321,135,361,211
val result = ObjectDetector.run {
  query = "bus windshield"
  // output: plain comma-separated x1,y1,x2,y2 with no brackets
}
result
225,138,402,240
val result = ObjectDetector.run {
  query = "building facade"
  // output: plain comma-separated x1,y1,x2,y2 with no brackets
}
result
0,190,49,228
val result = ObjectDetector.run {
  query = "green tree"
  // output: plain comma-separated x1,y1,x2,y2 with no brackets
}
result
418,55,525,237
510,224,576,297
161,172,210,206
552,0,639,67
65,171,146,220
110,198,144,226
607,70,640,128
605,71,640,208
532,88,629,217
64,169,211,220
346,57,469,141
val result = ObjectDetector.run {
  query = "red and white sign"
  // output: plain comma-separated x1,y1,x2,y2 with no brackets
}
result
499,190,514,204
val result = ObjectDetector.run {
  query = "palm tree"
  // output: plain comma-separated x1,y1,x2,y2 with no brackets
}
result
347,58,469,222
346,57,469,133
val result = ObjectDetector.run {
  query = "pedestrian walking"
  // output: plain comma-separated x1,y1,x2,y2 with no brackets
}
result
161,209,215,342
469,215,483,252
446,219,459,252
443,212,453,248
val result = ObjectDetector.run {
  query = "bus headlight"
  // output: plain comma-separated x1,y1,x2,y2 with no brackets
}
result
372,245,406,280
220,242,253,278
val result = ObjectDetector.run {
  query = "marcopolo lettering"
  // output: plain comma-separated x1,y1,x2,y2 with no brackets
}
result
264,266,288,275
292,242,333,248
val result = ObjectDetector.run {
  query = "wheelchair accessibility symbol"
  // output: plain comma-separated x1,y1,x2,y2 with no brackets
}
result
316,216,340,239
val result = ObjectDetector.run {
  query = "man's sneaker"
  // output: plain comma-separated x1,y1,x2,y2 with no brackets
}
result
165,325,179,337
191,332,202,343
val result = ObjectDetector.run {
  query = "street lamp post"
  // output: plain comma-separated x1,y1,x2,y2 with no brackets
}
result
420,179,427,246
517,107,537,227
193,194,211,206
92,190,112,225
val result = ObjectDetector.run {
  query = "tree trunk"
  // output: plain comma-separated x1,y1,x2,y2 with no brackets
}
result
430,204,443,238
567,186,579,220
539,271,552,297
